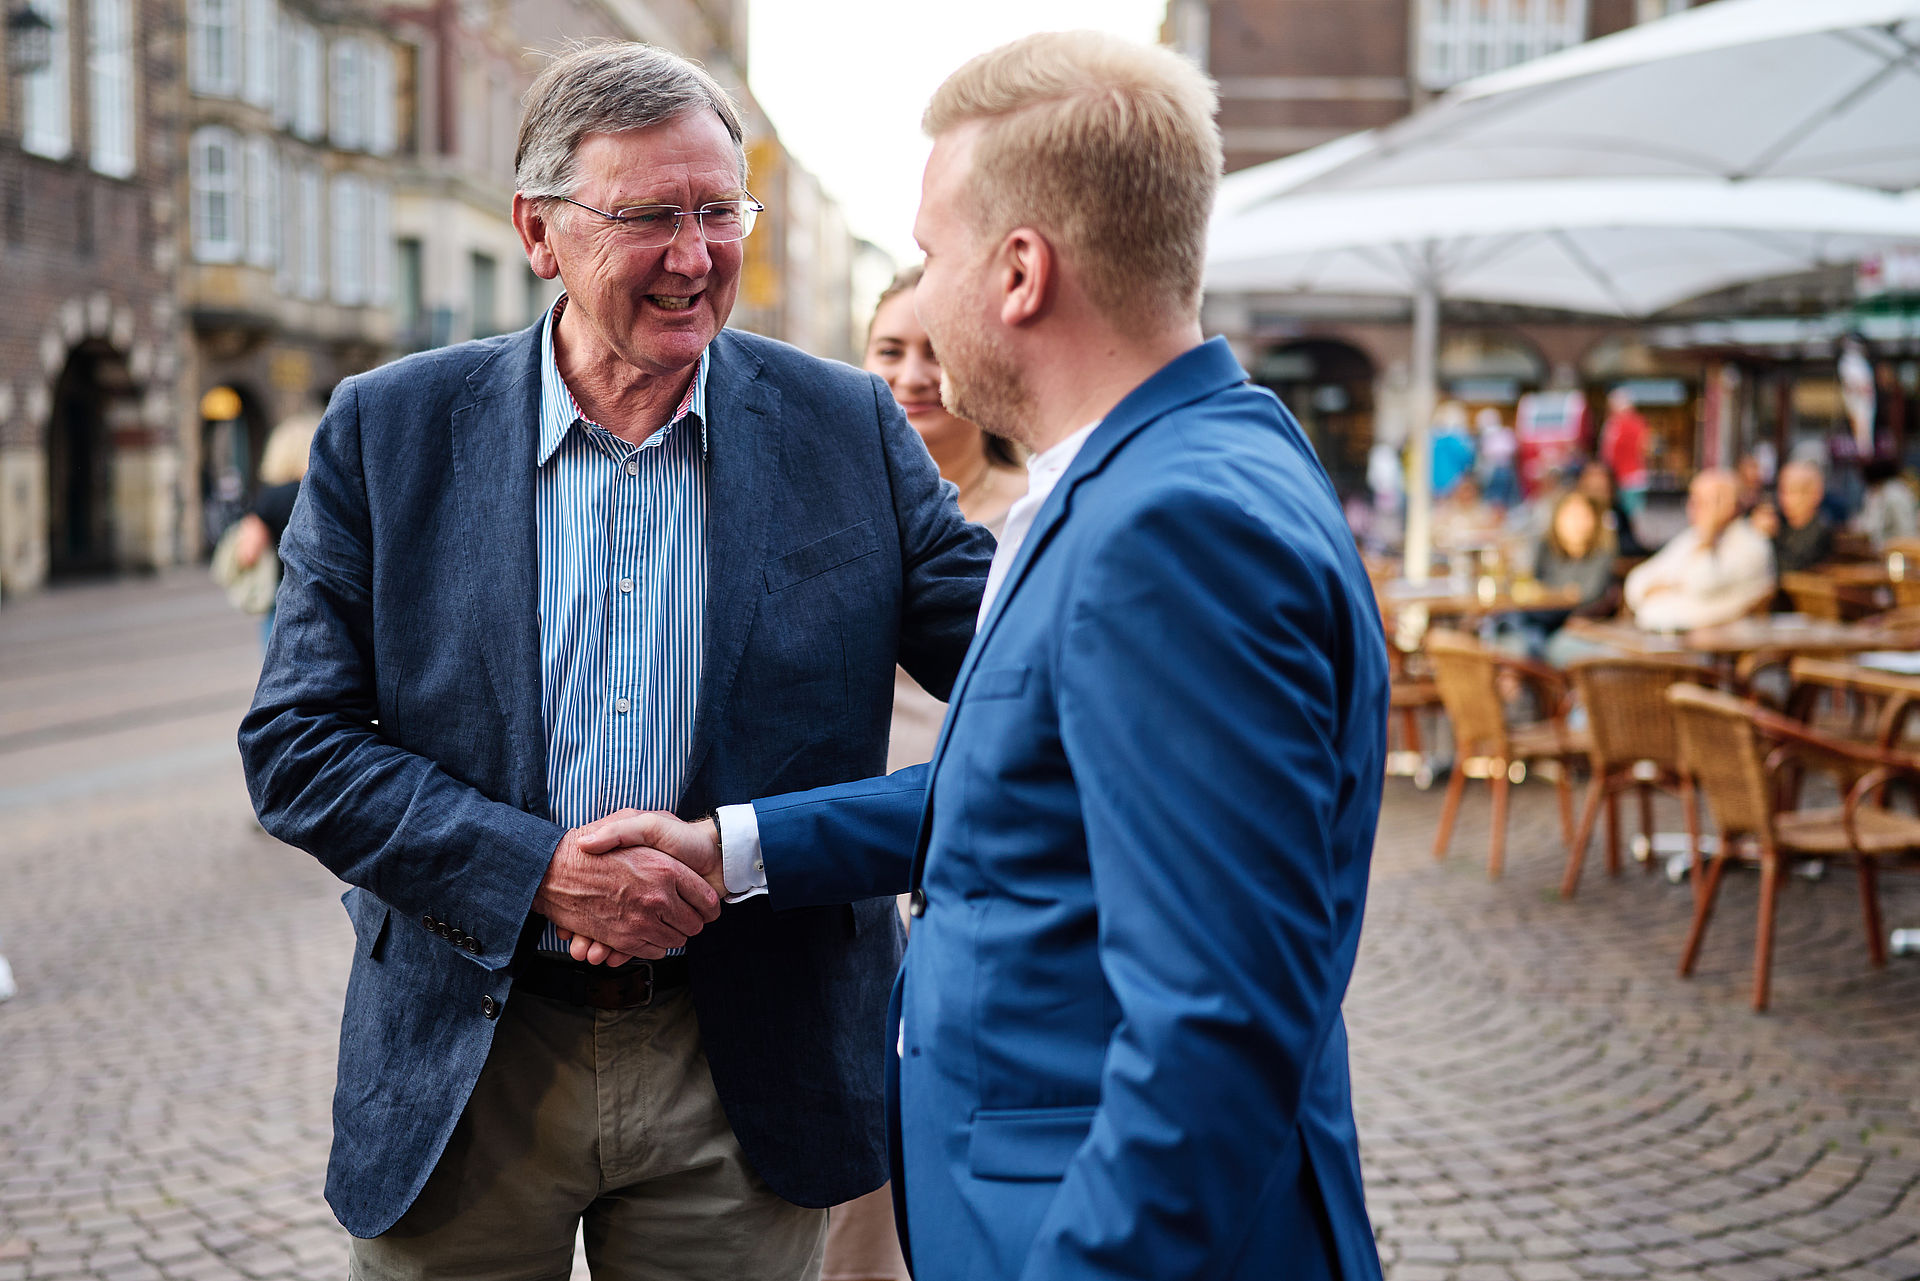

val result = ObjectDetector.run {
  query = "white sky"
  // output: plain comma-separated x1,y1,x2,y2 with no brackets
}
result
746,1,1171,265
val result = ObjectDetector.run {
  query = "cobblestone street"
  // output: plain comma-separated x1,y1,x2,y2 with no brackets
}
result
2,573,1917,1279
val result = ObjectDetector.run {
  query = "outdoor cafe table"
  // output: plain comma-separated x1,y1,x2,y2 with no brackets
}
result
1561,615,1916,660
1378,579,1582,622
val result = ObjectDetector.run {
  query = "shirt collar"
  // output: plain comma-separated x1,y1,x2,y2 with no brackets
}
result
537,293,710,466
1027,421,1100,489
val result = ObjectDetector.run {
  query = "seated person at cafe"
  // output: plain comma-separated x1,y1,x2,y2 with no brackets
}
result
1623,468,1774,632
1576,461,1647,558
1432,474,1505,553
1749,460,1835,589
1856,455,1919,547
1503,491,1621,666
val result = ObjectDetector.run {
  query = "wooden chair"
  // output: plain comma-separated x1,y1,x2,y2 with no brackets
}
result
1426,630,1588,879
1667,683,1920,1011
1386,634,1443,788
1560,656,1714,899
1780,572,1879,622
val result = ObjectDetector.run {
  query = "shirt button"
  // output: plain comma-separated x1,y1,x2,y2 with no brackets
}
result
619,578,633,593
624,457,638,475
615,697,631,713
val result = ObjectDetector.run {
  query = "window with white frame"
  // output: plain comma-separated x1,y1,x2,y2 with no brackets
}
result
191,126,243,262
243,0,276,107
297,162,324,298
275,154,298,295
367,41,396,156
1418,0,1589,91
331,172,365,304
368,181,393,305
283,19,324,141
22,0,72,160
87,0,134,178
330,37,365,151
189,0,241,97
243,136,277,267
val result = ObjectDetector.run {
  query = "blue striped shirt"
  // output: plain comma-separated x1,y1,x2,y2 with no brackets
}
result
535,295,709,956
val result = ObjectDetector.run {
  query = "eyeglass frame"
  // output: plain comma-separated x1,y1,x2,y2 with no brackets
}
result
552,194,766,245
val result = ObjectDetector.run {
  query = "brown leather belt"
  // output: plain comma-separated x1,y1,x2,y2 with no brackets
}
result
515,955,691,1010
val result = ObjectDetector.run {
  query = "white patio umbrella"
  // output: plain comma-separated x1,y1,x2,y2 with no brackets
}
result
1285,0,1920,195
1206,178,1920,576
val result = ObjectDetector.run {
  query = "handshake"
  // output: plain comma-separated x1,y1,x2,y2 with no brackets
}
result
530,809,728,966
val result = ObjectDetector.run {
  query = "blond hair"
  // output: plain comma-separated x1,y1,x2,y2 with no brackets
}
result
923,31,1221,334
259,413,320,486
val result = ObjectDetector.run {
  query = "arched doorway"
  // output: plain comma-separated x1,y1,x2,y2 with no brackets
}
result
1253,340,1376,497
47,342,136,579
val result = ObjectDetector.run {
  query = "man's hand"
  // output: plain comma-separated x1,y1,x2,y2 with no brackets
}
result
1750,502,1780,538
578,810,726,899
532,823,721,963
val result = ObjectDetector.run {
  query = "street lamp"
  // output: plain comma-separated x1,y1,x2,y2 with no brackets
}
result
7,5,52,78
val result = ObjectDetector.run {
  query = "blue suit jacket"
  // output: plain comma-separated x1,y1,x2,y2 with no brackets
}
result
237,322,994,1238
755,339,1389,1280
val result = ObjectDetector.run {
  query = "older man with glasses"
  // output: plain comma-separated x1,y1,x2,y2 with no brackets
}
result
239,40,993,1280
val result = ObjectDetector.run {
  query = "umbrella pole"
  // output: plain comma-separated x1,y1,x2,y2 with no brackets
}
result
1405,280,1439,582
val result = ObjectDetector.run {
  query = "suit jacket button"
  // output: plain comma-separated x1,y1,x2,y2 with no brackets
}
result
465,937,481,954
439,922,454,939
422,913,437,932
481,995,498,1020
908,888,927,918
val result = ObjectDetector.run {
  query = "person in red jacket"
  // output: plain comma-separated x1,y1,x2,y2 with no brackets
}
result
1598,387,1650,515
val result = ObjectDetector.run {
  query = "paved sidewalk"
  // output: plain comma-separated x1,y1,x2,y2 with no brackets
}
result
1,573,1917,1279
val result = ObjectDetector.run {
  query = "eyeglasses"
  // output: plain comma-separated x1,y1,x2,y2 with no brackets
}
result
556,195,765,247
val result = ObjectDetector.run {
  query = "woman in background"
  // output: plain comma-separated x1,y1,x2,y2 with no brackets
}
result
822,265,1025,1281
232,410,321,645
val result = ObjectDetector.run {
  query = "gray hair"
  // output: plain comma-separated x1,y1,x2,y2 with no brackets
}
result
515,41,747,202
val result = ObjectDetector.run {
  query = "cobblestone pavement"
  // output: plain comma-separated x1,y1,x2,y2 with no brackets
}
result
1,573,1917,1280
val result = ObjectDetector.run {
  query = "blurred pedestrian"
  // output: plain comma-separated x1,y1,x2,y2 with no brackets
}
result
819,265,1026,1281
1475,406,1520,509
230,411,319,645
1598,387,1650,515
1430,401,1474,497
1856,456,1918,547
0,939,14,1002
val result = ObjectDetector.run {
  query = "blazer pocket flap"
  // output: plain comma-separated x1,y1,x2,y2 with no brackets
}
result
969,1105,1097,1181
342,887,392,961
764,520,879,593
968,666,1030,701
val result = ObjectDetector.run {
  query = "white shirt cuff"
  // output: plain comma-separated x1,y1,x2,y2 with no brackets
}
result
717,802,769,902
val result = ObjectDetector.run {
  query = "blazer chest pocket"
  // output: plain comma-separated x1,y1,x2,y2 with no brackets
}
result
969,1104,1096,1181
967,665,1030,701
764,520,879,593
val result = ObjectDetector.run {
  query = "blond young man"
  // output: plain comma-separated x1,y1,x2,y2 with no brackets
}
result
578,31,1390,1281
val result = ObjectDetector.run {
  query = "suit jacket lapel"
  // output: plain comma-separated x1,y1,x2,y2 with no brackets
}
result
448,324,547,811
683,330,781,797
907,338,1251,884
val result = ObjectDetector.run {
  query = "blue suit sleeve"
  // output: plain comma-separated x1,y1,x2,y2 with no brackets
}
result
237,381,561,969
753,764,929,907
1025,489,1373,1279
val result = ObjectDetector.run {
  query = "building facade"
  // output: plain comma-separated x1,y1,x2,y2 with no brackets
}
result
0,0,871,600
0,0,184,596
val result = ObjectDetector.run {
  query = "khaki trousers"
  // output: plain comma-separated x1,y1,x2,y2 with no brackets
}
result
349,986,827,1281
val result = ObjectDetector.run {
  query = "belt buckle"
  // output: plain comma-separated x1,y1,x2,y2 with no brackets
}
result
631,961,655,1008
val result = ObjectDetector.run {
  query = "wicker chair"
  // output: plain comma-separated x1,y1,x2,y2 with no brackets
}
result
1560,656,1715,899
1426,630,1588,879
1779,572,1879,622
1387,637,1443,788
1667,682,1920,1011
